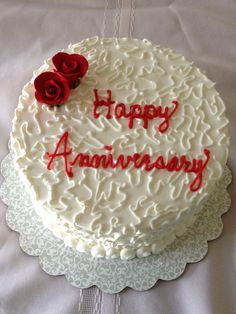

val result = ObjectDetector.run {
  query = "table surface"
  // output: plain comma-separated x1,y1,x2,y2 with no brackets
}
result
0,1,235,313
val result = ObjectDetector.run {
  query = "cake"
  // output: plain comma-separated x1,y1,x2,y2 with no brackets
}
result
11,37,229,260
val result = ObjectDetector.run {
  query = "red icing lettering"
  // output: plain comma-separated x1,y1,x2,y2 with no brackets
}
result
45,132,211,192
93,89,179,132
158,100,179,133
45,131,73,177
104,145,112,151
93,89,115,119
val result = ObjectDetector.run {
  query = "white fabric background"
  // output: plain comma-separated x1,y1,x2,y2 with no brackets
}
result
0,0,235,313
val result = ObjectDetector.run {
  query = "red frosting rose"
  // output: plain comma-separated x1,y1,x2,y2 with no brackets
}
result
34,71,70,106
52,52,88,89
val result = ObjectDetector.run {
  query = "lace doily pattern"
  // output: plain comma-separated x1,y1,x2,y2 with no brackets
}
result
0,148,231,293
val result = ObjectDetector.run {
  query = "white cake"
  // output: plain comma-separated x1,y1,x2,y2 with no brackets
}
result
11,37,229,260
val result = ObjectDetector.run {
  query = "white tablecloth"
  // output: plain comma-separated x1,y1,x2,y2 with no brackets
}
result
0,1,235,313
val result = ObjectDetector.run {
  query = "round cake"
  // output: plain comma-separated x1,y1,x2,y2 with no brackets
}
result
11,37,229,260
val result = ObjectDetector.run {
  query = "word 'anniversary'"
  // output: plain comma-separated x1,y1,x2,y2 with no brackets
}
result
45,132,211,192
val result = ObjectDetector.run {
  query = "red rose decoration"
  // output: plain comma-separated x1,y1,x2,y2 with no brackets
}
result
52,52,88,89
34,72,70,106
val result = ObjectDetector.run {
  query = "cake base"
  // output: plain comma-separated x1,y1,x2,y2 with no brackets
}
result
11,37,229,260
0,146,232,293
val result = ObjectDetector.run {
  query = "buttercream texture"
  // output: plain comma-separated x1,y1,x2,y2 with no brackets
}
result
11,37,229,259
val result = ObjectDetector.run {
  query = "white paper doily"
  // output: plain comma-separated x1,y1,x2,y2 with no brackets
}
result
0,147,232,293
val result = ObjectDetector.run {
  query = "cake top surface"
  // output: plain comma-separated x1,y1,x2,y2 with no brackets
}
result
11,37,229,253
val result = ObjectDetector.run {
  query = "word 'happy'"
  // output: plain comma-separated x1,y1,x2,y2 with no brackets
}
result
93,89,179,132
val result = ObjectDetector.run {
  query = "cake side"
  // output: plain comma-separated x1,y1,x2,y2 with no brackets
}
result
11,37,229,259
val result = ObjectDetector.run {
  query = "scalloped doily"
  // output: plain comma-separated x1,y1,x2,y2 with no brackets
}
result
0,148,232,293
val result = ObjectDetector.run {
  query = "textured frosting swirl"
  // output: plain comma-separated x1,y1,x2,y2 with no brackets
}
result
11,37,229,259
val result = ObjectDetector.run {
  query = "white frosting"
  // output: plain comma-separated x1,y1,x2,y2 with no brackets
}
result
11,37,229,260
